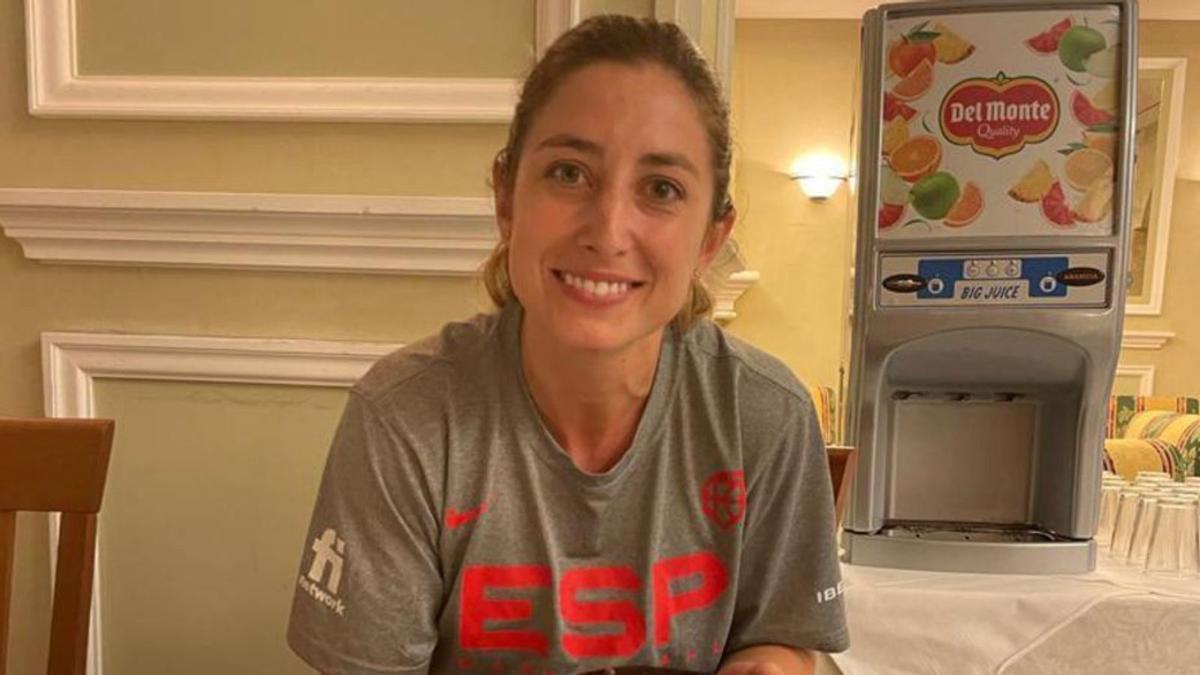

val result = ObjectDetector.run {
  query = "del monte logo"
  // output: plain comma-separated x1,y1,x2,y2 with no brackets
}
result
940,72,1059,159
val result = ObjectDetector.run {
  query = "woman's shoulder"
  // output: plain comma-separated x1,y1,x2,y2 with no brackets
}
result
680,319,817,415
352,311,505,408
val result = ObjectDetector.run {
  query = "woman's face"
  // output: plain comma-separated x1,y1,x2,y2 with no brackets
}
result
496,61,733,356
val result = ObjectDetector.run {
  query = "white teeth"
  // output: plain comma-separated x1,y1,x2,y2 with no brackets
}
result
559,272,633,298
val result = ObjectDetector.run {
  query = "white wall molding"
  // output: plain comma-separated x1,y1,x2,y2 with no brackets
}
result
703,238,758,322
712,271,760,322
25,0,575,122
1115,364,1156,396
0,188,498,275
1120,330,1175,350
0,187,759,318
42,331,400,675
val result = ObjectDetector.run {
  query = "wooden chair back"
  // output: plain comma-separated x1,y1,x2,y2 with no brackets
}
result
0,418,114,675
827,445,858,527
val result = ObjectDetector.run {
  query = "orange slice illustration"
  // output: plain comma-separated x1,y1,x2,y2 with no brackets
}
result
889,135,941,182
892,59,933,101
944,182,984,227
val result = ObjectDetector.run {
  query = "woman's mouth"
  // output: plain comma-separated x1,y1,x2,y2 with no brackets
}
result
552,269,645,301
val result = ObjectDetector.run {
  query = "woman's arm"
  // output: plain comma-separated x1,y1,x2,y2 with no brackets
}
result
717,645,816,675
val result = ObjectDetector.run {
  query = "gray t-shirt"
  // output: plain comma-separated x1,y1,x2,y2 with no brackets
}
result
287,303,848,674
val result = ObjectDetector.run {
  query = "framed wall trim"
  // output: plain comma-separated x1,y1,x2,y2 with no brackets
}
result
1120,330,1175,350
25,0,576,122
1126,57,1186,316
1114,364,1156,396
42,330,399,675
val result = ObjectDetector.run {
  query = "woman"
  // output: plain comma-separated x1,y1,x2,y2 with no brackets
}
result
288,15,847,675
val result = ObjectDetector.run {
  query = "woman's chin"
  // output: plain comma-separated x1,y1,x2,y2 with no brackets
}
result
536,317,665,357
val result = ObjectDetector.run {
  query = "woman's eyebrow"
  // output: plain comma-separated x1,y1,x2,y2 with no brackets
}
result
641,152,699,178
535,133,601,156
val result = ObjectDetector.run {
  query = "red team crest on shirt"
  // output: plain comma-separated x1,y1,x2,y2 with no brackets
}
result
700,470,746,529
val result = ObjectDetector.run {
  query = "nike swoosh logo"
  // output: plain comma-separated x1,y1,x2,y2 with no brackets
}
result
445,501,489,529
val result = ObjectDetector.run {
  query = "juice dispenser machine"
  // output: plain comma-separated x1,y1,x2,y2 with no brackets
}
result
844,0,1136,574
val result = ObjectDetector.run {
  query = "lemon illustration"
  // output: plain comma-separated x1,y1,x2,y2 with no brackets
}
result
1059,26,1106,72
881,166,910,205
910,172,960,220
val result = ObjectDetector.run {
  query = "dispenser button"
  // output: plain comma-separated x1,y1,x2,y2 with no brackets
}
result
1040,276,1057,293
1006,261,1021,278
965,261,980,279
928,277,946,295
986,263,1000,278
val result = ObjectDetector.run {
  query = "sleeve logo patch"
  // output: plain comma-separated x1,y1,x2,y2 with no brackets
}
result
297,527,347,616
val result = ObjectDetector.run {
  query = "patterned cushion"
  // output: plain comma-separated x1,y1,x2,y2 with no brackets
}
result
1103,438,1178,482
1124,409,1180,440
1108,395,1200,437
1123,410,1200,478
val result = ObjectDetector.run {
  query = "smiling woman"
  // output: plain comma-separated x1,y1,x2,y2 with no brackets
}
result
286,15,847,675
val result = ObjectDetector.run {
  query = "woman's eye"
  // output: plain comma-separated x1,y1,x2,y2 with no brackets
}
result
549,163,584,185
648,179,683,202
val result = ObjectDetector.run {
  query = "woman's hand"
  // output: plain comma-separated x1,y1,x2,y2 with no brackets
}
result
715,661,788,675
716,644,815,675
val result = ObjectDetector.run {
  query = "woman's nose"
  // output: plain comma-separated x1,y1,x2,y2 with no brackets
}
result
580,185,632,256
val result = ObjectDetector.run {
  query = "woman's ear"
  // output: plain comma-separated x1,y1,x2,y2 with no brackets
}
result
697,205,737,271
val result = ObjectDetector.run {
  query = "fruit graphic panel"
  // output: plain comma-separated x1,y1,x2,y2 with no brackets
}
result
877,8,1121,239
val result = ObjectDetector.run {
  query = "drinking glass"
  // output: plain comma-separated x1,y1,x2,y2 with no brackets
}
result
1128,490,1174,565
1143,495,1200,577
1096,481,1124,547
1110,486,1152,560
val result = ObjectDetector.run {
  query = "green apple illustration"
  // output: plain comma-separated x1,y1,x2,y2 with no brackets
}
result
1059,26,1106,72
910,172,960,220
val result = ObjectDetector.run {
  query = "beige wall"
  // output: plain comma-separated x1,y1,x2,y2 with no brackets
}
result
1118,21,1200,395
725,19,860,392
94,380,346,674
77,0,536,78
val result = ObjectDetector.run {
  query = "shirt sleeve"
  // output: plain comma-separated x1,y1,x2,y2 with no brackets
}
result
287,389,444,675
727,395,850,654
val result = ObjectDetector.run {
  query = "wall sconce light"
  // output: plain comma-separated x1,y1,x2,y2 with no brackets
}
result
790,154,849,201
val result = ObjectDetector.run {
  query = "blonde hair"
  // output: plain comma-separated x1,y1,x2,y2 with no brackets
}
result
483,14,731,333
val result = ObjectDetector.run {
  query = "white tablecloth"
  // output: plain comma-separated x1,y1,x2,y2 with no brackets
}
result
829,556,1200,675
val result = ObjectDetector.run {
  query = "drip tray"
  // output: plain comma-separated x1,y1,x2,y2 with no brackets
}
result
881,521,1074,543
844,527,1096,574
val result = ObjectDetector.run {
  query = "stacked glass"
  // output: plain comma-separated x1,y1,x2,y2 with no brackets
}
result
1096,472,1200,576
1096,474,1127,547
1143,493,1199,577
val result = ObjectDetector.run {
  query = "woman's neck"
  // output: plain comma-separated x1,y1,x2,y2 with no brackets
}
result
520,321,664,473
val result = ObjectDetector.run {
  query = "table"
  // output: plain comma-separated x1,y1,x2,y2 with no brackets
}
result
826,556,1200,675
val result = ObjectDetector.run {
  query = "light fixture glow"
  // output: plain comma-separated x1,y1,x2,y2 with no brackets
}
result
790,153,849,200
